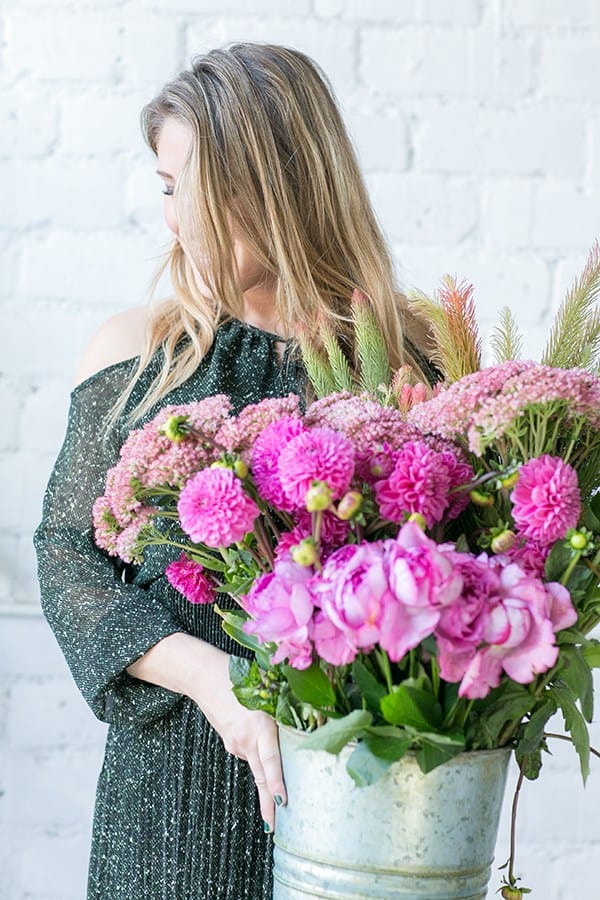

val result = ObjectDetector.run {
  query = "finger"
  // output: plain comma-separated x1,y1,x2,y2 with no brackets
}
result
257,725,287,808
246,752,276,833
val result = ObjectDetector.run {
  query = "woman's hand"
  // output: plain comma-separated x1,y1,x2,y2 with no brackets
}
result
126,632,287,832
186,643,287,833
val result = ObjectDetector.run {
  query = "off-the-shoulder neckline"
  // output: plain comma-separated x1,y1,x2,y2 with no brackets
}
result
70,355,139,401
68,319,293,402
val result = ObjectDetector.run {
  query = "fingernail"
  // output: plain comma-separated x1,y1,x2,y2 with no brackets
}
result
274,794,284,807
263,821,272,833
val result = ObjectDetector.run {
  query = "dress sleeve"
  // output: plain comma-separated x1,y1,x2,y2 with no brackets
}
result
32,362,186,726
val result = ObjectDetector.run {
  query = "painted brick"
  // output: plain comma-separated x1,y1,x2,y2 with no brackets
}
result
14,232,162,305
532,183,599,251
502,0,600,29
186,17,357,91
367,173,479,245
0,88,59,159
361,27,470,97
417,104,585,179
315,0,417,20
481,178,534,249
539,36,600,102
344,108,411,171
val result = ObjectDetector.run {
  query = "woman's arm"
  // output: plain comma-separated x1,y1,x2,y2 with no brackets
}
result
127,632,286,830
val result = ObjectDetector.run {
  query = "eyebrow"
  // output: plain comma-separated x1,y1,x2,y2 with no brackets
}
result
156,169,174,178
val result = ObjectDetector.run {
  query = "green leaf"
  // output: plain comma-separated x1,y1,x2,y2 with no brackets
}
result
352,659,386,713
282,663,336,710
475,682,535,743
346,741,397,787
361,726,412,761
544,541,574,582
560,645,594,721
228,658,278,716
582,640,600,668
300,710,373,754
380,684,443,730
413,733,465,774
515,748,543,781
518,698,557,756
553,683,590,783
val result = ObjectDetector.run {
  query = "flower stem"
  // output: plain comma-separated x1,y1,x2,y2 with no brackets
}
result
507,762,526,886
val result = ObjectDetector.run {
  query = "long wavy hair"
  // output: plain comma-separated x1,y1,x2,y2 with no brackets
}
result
103,41,432,435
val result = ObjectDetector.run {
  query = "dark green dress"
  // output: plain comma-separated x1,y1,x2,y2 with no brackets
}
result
33,319,307,900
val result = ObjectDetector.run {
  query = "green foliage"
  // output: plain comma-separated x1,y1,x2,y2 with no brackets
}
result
228,657,279,717
297,335,337,399
300,709,373,753
552,682,591,783
351,292,391,394
282,663,336,710
541,239,600,372
380,683,443,730
490,306,524,363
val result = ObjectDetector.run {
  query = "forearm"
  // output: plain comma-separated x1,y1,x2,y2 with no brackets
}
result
126,631,230,708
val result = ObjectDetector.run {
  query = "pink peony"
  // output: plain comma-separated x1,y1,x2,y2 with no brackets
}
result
380,522,463,661
251,417,307,511
278,427,355,509
311,611,358,666
311,542,392,652
458,563,564,699
241,560,315,669
511,455,581,546
435,552,498,682
165,552,214,605
375,441,454,527
177,468,259,547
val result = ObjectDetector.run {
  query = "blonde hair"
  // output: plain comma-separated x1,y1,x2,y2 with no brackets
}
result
104,41,431,436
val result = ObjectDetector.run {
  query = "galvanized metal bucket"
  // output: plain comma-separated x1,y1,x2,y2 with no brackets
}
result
273,724,511,900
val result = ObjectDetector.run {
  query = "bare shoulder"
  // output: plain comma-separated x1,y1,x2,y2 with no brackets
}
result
72,305,149,388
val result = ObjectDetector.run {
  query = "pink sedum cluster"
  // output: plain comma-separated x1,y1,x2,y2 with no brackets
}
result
407,361,600,455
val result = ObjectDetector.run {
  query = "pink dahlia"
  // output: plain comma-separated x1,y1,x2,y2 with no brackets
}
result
251,416,307,511
165,552,214,605
375,441,453,527
278,427,355,509
177,468,259,547
511,455,581,546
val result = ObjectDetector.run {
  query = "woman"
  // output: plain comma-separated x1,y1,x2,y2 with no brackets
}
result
33,42,437,900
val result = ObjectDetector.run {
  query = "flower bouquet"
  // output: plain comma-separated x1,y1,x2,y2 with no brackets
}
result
93,243,600,898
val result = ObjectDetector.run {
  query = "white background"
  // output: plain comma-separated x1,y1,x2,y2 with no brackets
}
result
0,1,599,898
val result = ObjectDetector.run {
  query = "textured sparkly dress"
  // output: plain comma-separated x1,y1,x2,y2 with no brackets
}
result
33,319,308,900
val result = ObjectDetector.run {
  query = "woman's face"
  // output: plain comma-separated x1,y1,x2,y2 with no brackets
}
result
155,116,273,297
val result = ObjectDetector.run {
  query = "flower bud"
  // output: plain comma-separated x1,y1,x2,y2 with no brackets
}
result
159,414,190,443
305,481,333,512
569,530,589,551
291,538,319,567
501,887,524,900
499,470,519,490
336,491,363,520
469,489,495,507
258,689,272,701
233,459,248,479
369,452,394,479
210,459,229,470
491,530,517,554
407,512,427,530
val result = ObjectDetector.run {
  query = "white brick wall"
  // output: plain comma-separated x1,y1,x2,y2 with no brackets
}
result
1,1,599,898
